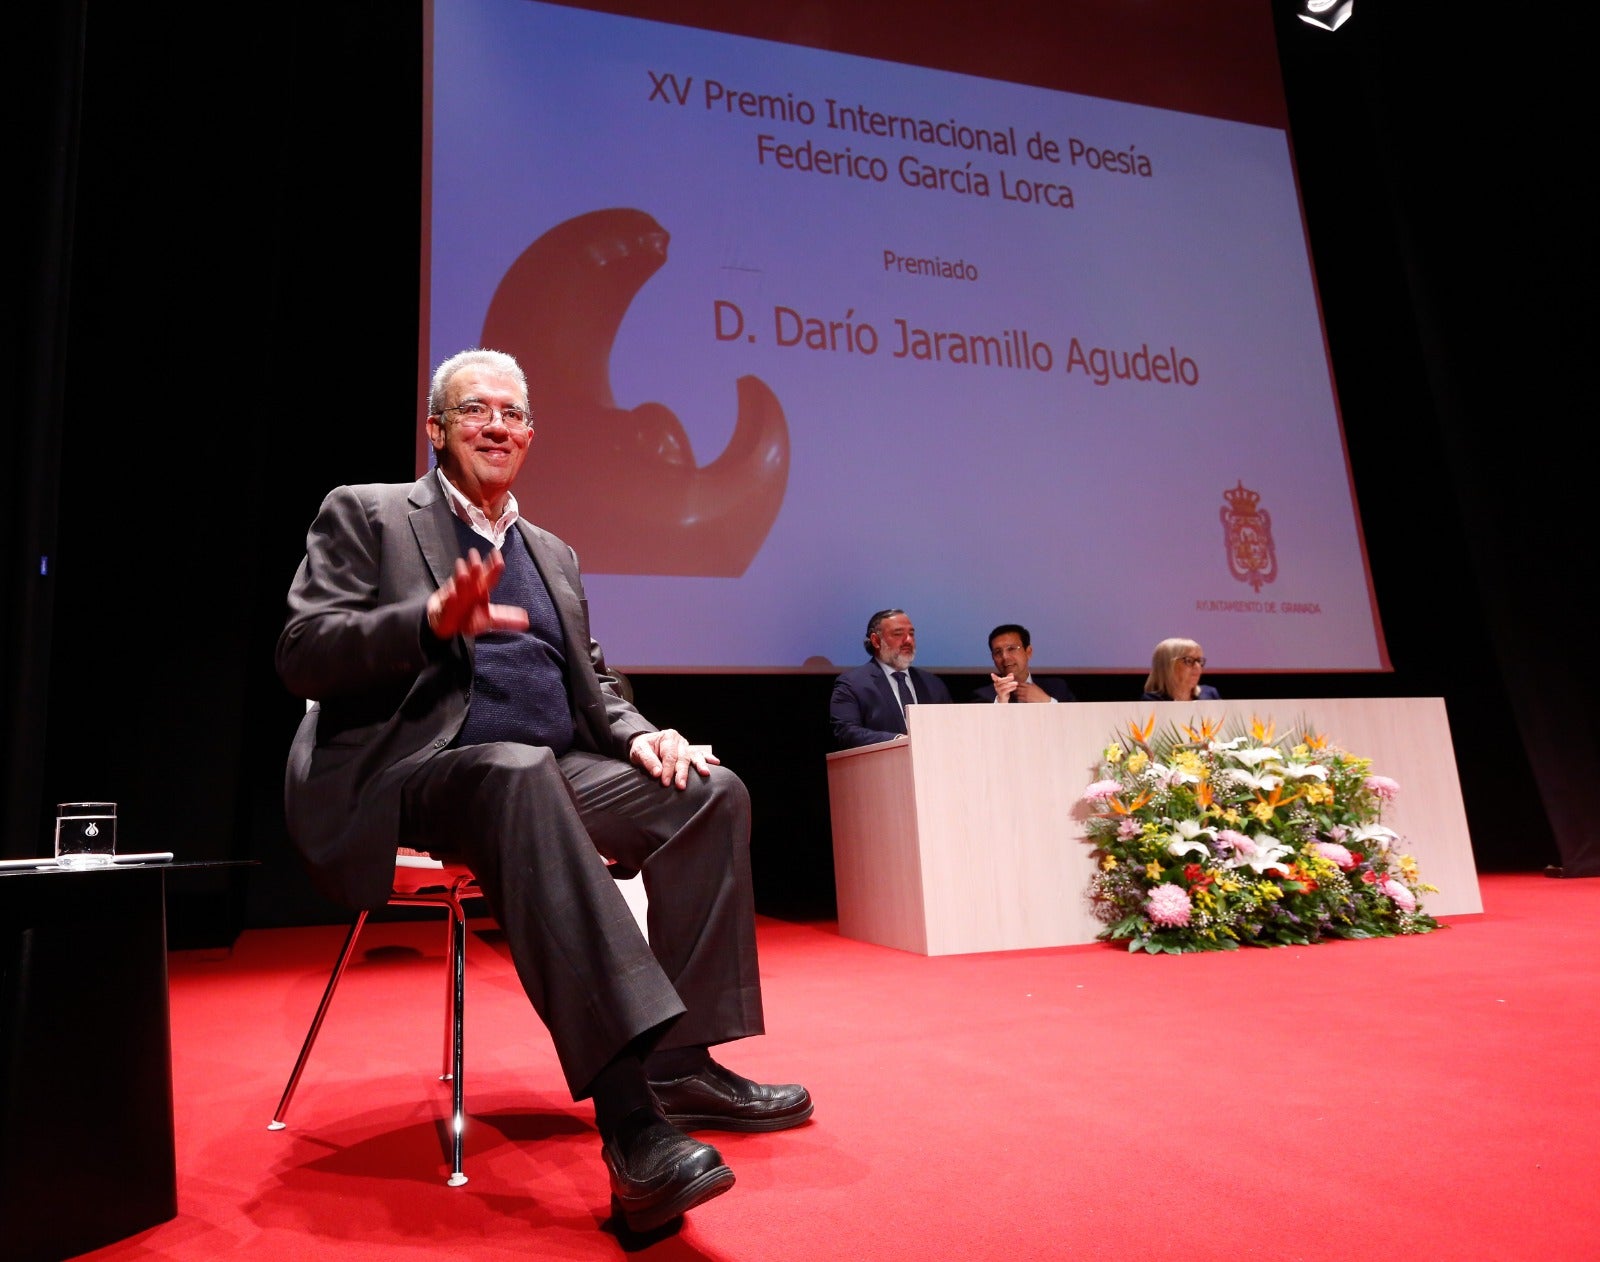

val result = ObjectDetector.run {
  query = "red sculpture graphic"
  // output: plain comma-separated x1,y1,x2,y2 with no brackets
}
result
481,208,789,575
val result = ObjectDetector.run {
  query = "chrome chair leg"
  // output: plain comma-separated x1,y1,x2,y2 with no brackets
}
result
268,911,369,1130
268,857,482,1185
439,906,457,1081
446,893,468,1186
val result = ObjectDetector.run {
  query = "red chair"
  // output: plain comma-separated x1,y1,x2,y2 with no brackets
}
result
268,700,655,1186
267,850,483,1186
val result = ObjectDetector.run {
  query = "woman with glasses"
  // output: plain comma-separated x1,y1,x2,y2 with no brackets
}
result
1142,638,1220,702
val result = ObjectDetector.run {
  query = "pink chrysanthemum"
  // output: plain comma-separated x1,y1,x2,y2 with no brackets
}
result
1381,878,1417,912
1311,841,1357,870
1146,883,1192,927
1082,779,1122,802
1365,775,1401,801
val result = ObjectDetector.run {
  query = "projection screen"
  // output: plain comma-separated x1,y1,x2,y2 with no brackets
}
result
421,0,1388,673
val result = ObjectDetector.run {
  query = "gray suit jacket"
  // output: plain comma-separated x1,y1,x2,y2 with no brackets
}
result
276,475,654,910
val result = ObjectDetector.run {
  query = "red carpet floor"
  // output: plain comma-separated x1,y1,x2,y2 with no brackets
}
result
76,873,1600,1260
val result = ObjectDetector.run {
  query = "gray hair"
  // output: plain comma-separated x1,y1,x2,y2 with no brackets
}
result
426,348,528,416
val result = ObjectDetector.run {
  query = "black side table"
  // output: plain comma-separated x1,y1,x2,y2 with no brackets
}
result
0,863,178,1260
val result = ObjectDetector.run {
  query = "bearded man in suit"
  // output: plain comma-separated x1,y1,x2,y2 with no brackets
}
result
828,608,953,748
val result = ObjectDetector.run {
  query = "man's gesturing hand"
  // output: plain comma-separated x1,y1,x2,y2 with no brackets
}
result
426,548,531,639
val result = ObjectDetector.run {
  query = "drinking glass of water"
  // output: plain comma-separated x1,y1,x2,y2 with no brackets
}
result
55,802,117,868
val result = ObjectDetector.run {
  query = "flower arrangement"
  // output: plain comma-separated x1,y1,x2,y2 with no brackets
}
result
1080,714,1439,953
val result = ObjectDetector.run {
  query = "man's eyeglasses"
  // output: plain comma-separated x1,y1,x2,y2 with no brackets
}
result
1179,655,1207,668
439,399,533,433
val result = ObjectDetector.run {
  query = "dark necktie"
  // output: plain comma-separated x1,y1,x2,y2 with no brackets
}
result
893,670,916,722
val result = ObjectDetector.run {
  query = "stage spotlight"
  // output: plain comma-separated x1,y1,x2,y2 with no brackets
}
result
1298,0,1353,31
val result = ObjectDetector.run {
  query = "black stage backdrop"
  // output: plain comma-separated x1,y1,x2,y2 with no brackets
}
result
4,2,1593,946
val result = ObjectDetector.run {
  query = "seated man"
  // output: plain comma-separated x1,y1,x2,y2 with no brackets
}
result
829,608,953,748
970,623,1076,704
275,348,810,1236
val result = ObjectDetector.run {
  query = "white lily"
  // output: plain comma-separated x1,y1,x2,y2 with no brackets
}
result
1227,833,1294,874
1216,767,1283,793
1281,760,1329,782
1173,818,1215,841
1162,761,1201,787
1348,824,1399,852
1227,746,1284,768
1166,818,1215,860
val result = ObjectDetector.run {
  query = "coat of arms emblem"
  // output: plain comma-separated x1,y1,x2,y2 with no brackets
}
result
1220,481,1277,592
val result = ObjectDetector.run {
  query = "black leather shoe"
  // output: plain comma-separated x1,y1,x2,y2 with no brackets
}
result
603,1114,735,1234
650,1060,814,1133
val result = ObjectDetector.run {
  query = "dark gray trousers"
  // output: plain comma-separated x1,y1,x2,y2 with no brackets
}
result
399,742,763,1097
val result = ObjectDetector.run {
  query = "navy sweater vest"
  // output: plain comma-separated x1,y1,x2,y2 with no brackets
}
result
451,519,576,756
